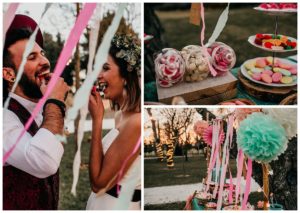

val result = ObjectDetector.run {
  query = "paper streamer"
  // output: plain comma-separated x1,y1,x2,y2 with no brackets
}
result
117,137,141,195
66,4,127,122
207,3,230,45
70,106,88,196
235,149,244,205
216,115,234,210
199,3,218,76
241,158,252,210
3,3,19,43
71,9,101,196
228,171,233,204
205,120,221,193
3,3,97,164
113,154,141,210
205,121,217,190
4,4,51,109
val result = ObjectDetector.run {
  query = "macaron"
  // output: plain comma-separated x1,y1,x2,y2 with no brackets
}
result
280,76,293,84
264,66,272,71
278,61,292,69
235,100,246,105
252,73,262,81
262,70,273,76
272,72,282,83
244,61,256,70
251,68,263,73
278,68,292,76
256,58,267,68
288,66,297,75
266,56,277,65
273,67,281,72
261,73,272,83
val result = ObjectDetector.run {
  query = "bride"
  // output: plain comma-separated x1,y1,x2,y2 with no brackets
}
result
86,34,141,210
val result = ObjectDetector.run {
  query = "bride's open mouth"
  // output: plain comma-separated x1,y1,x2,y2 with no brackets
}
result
97,82,108,92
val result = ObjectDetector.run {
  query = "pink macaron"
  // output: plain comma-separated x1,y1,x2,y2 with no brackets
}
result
272,72,283,83
288,66,297,75
262,70,273,76
255,58,267,68
252,73,262,81
261,73,272,83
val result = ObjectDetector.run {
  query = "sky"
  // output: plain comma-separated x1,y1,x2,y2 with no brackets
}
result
4,3,141,41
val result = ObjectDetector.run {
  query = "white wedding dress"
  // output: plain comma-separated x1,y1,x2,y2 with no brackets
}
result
86,129,141,210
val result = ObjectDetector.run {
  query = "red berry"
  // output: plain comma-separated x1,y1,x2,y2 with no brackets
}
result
264,42,273,49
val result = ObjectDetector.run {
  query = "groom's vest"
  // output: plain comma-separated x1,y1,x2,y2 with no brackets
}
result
3,98,59,210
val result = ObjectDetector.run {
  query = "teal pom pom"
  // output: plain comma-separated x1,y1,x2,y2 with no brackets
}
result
237,112,288,163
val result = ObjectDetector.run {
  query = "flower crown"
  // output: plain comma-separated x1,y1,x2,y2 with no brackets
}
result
112,34,141,76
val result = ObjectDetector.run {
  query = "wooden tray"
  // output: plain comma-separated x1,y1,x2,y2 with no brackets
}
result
238,70,296,103
157,72,238,105
279,93,297,105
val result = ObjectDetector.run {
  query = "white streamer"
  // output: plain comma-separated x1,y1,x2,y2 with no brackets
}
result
71,9,101,196
207,3,230,46
4,3,52,109
66,3,127,122
113,157,141,210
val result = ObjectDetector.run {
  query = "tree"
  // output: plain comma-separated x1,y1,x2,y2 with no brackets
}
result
145,108,164,161
144,4,168,83
251,137,297,210
160,108,195,168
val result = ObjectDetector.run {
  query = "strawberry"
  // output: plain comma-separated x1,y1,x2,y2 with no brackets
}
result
264,42,273,49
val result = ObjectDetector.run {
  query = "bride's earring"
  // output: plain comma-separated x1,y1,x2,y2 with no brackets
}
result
122,81,127,98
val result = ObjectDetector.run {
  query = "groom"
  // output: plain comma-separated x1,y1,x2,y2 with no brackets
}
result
3,15,69,210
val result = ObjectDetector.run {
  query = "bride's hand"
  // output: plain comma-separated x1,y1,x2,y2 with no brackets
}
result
88,89,104,121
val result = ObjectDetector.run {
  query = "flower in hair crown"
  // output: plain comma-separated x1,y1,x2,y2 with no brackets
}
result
112,34,141,76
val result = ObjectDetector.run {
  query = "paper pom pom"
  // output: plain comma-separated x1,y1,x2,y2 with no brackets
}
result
202,125,225,146
181,45,210,82
193,120,209,136
154,48,185,87
237,112,288,163
263,108,297,140
207,42,236,75
234,108,261,123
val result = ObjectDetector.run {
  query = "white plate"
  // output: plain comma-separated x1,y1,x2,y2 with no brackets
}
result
248,34,297,53
241,57,297,87
254,7,297,15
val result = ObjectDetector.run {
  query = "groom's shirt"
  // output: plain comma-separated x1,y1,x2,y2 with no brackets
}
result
3,92,64,178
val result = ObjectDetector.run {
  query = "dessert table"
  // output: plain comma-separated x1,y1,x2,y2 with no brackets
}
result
144,55,297,105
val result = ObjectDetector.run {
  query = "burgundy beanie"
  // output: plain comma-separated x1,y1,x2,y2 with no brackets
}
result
5,14,43,48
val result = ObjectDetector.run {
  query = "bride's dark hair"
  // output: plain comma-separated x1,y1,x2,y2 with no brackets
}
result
109,34,141,112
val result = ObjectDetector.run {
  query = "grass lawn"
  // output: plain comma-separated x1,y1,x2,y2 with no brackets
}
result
144,154,264,210
144,154,237,188
153,6,297,73
58,130,109,210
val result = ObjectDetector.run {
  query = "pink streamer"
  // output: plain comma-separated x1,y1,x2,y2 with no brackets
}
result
205,121,217,190
229,171,233,204
117,137,141,195
3,3,97,164
242,158,252,210
205,120,221,193
216,115,234,209
3,3,19,38
199,3,218,76
235,149,244,205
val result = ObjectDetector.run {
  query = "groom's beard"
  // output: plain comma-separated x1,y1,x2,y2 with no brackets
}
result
19,73,43,99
